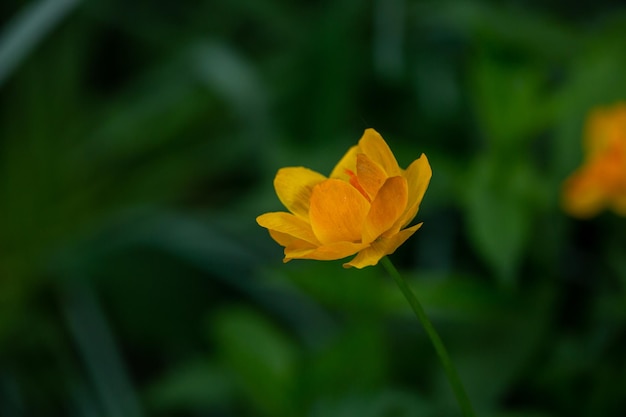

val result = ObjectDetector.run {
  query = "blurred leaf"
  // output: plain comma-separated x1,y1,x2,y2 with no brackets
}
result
463,154,540,285
310,389,435,417
471,54,552,149
63,281,144,417
561,37,626,106
435,284,555,410
71,210,262,349
414,1,576,58
281,261,383,314
0,373,22,417
0,0,80,86
464,156,537,286
381,272,516,322
191,41,269,128
145,359,235,413
303,320,386,400
84,75,212,160
384,273,554,411
488,411,553,417
609,246,626,294
75,61,258,207
211,306,298,417
382,272,555,411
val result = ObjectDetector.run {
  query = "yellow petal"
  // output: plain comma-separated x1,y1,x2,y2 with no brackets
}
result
257,212,320,245
309,179,370,244
285,241,367,261
362,176,408,244
268,230,317,261
274,167,327,220
358,129,401,177
344,223,422,269
356,153,387,200
395,154,432,230
330,145,360,180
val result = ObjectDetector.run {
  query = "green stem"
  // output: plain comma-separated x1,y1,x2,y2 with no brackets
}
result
380,257,476,417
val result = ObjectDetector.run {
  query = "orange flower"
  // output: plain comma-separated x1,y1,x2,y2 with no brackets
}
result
256,129,431,268
562,103,626,218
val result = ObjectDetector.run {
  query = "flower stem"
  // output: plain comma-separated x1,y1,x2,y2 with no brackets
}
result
380,256,476,417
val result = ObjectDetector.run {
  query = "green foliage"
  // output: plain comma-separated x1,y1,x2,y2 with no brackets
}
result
470,53,552,149
211,306,298,417
464,156,539,286
2,1,626,417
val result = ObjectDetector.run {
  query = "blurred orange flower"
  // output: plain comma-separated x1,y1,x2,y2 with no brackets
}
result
257,128,432,268
562,103,626,218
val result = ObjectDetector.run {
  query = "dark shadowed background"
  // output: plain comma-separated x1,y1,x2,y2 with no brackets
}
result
1,0,626,416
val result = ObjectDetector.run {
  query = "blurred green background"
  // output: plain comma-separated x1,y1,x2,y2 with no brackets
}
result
2,0,626,416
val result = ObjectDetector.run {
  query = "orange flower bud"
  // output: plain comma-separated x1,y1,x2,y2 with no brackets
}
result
562,104,626,218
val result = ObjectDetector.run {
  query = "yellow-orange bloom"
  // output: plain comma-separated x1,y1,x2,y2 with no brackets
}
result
562,103,626,218
256,129,432,268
